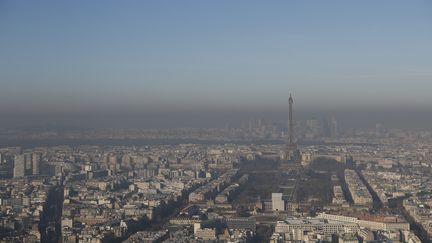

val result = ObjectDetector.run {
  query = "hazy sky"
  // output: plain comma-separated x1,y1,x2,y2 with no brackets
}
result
1,1,432,126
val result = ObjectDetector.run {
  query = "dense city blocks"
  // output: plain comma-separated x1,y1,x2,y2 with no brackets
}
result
0,98,430,242
1,1,431,242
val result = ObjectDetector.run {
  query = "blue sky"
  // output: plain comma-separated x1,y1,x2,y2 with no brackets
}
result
1,0,431,113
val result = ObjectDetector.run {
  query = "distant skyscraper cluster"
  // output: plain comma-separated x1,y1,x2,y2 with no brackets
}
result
13,153,40,178
304,116,338,139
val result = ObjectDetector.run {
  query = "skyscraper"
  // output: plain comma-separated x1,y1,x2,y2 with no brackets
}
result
330,117,338,138
24,153,32,175
32,153,41,175
13,154,26,178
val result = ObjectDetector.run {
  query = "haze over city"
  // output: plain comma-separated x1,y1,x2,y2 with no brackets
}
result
1,0,432,128
2,2,432,243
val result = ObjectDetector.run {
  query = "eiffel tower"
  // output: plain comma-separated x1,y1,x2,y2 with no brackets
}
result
281,94,301,165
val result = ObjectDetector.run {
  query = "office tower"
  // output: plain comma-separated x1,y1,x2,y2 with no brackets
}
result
13,154,26,178
24,153,32,175
32,153,41,175
272,193,285,211
330,117,338,138
0,153,10,178
321,118,331,137
306,118,321,138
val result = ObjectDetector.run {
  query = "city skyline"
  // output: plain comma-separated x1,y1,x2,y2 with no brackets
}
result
2,105,432,129
1,0,432,118
1,1,432,242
